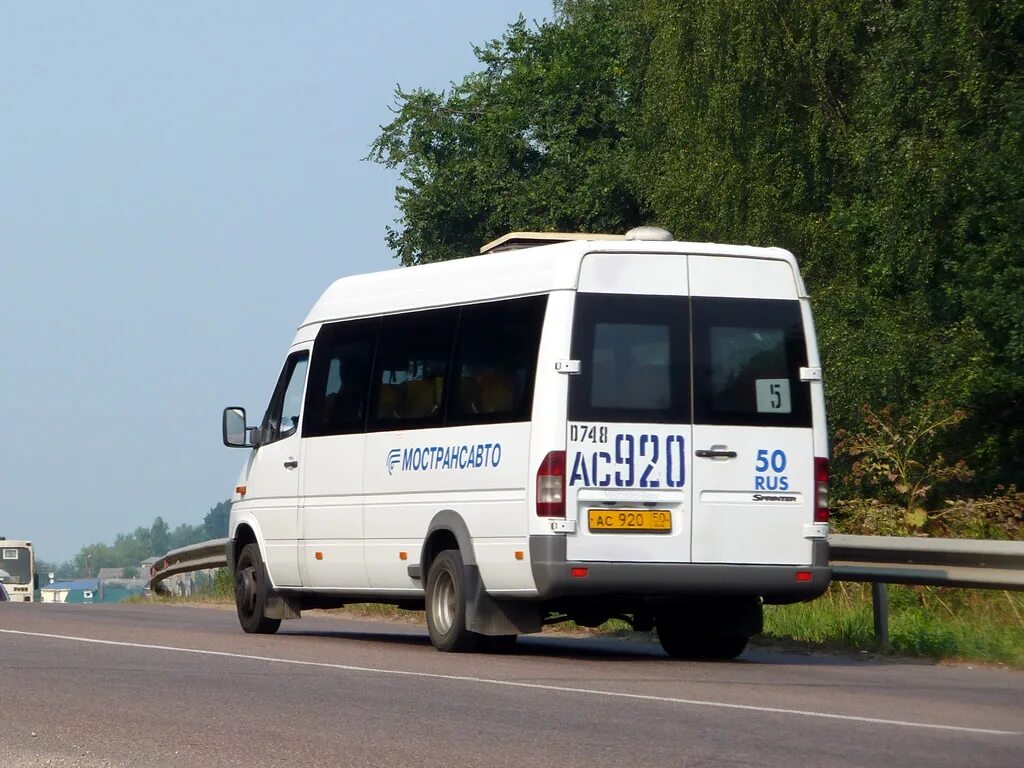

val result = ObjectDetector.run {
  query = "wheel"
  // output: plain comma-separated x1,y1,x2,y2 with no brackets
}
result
234,543,281,634
664,631,748,660
425,549,479,652
656,607,752,660
656,615,749,659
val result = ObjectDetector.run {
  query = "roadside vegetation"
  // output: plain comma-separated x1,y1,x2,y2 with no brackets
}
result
765,401,1023,666
762,586,1024,667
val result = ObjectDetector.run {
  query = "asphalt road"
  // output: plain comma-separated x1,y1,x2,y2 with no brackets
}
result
1,603,1021,768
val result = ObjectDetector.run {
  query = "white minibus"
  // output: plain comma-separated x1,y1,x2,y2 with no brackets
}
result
222,227,830,658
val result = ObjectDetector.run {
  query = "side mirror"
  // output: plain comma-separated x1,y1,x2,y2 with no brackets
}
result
34,573,39,589
223,407,255,448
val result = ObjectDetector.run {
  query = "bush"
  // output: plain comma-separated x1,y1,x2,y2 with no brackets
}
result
832,488,1024,539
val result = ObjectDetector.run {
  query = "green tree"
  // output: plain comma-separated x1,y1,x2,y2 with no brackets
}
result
168,522,201,550
819,0,1024,489
369,1,646,265
73,542,114,577
369,0,1024,495
150,517,170,558
203,500,231,540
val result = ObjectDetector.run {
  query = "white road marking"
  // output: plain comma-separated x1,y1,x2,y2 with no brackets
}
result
1,628,1018,736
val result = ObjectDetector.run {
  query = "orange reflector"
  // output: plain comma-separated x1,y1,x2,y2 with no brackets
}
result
235,486,247,495
796,571,812,582
315,552,323,561
399,551,408,561
570,567,588,578
514,551,524,561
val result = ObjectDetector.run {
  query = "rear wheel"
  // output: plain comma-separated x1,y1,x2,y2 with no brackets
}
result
656,622,749,660
656,599,760,660
425,549,479,652
234,543,281,635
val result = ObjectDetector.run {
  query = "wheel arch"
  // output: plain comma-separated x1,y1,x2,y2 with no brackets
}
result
420,509,477,578
228,513,266,580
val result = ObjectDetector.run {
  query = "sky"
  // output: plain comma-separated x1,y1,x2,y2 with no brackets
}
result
0,1,555,563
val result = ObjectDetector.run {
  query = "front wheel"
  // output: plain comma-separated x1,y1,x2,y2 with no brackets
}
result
234,543,281,635
425,549,479,652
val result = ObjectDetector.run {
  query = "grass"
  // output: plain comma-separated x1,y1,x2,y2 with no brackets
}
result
762,583,1024,666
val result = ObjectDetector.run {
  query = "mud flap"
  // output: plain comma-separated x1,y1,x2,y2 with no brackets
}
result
265,592,302,620
463,564,541,636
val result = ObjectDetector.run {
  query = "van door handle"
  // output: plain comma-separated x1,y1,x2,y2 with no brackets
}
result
696,449,737,459
283,459,298,469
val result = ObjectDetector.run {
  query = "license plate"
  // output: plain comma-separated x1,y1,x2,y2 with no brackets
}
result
588,509,672,533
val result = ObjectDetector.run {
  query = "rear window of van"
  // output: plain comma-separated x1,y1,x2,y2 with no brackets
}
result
570,293,812,428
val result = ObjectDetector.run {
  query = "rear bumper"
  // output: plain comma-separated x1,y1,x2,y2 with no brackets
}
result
529,537,830,604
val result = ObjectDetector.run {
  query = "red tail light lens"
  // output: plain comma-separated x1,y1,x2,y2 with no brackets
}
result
814,457,830,523
536,450,566,517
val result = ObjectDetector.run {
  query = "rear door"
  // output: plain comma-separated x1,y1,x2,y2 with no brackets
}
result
565,252,692,563
688,255,815,565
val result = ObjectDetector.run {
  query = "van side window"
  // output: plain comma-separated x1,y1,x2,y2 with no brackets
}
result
691,297,811,428
569,293,691,424
260,351,309,444
448,296,547,425
369,308,458,431
303,318,378,437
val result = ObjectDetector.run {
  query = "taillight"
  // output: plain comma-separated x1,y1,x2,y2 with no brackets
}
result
814,457,830,523
536,450,566,517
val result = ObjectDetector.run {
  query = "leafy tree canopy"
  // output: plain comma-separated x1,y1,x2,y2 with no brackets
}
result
370,0,1024,495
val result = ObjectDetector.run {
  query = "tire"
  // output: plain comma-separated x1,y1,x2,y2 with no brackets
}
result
234,543,282,635
656,610,751,661
425,549,479,652
656,627,749,660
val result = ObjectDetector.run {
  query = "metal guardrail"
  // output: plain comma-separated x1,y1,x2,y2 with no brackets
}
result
148,538,229,596
829,534,1024,591
828,534,1024,647
147,533,1023,644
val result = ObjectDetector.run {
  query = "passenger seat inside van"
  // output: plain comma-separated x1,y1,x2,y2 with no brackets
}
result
478,371,516,414
403,378,440,418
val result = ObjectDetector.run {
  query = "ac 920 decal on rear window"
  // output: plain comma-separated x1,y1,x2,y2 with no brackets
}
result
568,425,685,488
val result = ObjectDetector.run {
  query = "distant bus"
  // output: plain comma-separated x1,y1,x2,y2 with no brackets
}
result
0,538,38,602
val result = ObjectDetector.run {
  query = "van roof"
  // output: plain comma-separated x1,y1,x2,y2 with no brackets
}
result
299,236,801,331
